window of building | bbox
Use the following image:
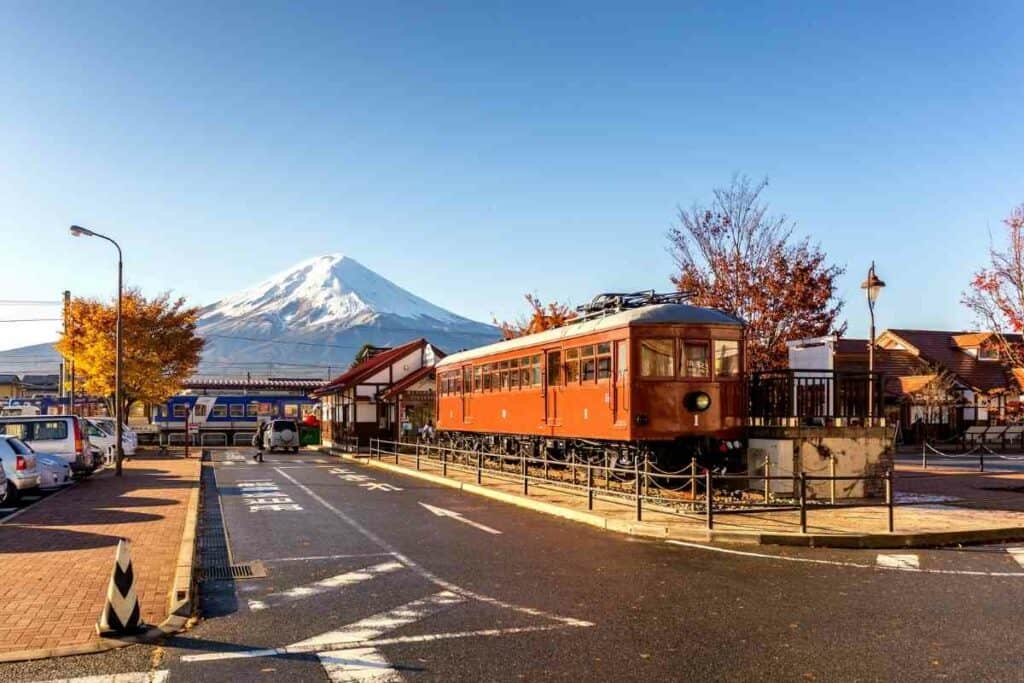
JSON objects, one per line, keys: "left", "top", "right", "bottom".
{"left": 565, "top": 348, "right": 580, "bottom": 383}
{"left": 596, "top": 343, "right": 612, "bottom": 380}
{"left": 173, "top": 404, "right": 188, "bottom": 418}
{"left": 639, "top": 339, "right": 674, "bottom": 377}
{"left": 683, "top": 342, "right": 709, "bottom": 377}
{"left": 714, "top": 340, "right": 741, "bottom": 378}
{"left": 980, "top": 346, "right": 1000, "bottom": 361}
{"left": 229, "top": 404, "right": 244, "bottom": 418}
{"left": 547, "top": 351, "right": 561, "bottom": 386}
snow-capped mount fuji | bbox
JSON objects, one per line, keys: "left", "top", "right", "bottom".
{"left": 195, "top": 254, "right": 500, "bottom": 377}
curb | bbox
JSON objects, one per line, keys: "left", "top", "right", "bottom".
{"left": 334, "top": 451, "right": 1024, "bottom": 550}
{"left": 0, "top": 459, "right": 203, "bottom": 664}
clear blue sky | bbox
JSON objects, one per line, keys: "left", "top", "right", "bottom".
{"left": 1, "top": 1, "right": 1021, "bottom": 351}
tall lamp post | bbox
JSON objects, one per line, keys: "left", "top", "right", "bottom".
{"left": 860, "top": 262, "right": 886, "bottom": 422}
{"left": 69, "top": 225, "right": 125, "bottom": 477}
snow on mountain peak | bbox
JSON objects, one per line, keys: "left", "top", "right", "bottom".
{"left": 200, "top": 253, "right": 464, "bottom": 329}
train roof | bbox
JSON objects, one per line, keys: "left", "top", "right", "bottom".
{"left": 438, "top": 303, "right": 743, "bottom": 367}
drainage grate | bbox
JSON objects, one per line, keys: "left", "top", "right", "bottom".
{"left": 200, "top": 560, "right": 267, "bottom": 581}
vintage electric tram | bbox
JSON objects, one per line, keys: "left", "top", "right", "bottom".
{"left": 435, "top": 292, "right": 746, "bottom": 468}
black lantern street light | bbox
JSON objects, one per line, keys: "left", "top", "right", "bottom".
{"left": 69, "top": 225, "right": 125, "bottom": 476}
{"left": 861, "top": 262, "right": 886, "bottom": 421}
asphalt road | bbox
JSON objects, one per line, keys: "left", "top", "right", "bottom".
{"left": 8, "top": 449, "right": 1024, "bottom": 682}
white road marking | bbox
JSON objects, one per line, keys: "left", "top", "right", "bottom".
{"left": 419, "top": 502, "right": 501, "bottom": 535}
{"left": 0, "top": 508, "right": 17, "bottom": 513}
{"left": 876, "top": 554, "right": 920, "bottom": 570}
{"left": 181, "top": 622, "right": 578, "bottom": 663}
{"left": 666, "top": 540, "right": 1024, "bottom": 577}
{"left": 264, "top": 552, "right": 399, "bottom": 563}
{"left": 248, "top": 561, "right": 404, "bottom": 610}
{"left": 1006, "top": 548, "right": 1024, "bottom": 568}
{"left": 29, "top": 671, "right": 170, "bottom": 683}
{"left": 360, "top": 482, "right": 402, "bottom": 492}
{"left": 318, "top": 646, "right": 399, "bottom": 682}
{"left": 237, "top": 480, "right": 302, "bottom": 512}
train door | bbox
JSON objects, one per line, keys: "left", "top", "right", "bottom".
{"left": 614, "top": 340, "right": 629, "bottom": 422}
{"left": 461, "top": 366, "right": 472, "bottom": 423}
{"left": 545, "top": 349, "right": 561, "bottom": 427}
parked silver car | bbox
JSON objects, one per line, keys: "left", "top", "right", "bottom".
{"left": 0, "top": 459, "right": 7, "bottom": 506}
{"left": 0, "top": 435, "right": 41, "bottom": 503}
{"left": 0, "top": 416, "right": 97, "bottom": 476}
{"left": 36, "top": 453, "right": 72, "bottom": 490}
{"left": 254, "top": 419, "right": 300, "bottom": 453}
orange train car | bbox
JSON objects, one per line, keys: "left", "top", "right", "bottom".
{"left": 435, "top": 293, "right": 746, "bottom": 467}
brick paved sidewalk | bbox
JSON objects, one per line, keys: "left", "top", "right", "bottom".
{"left": 0, "top": 454, "right": 200, "bottom": 657}
{"left": 340, "top": 451, "right": 1024, "bottom": 545}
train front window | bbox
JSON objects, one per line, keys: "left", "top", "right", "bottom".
{"left": 639, "top": 339, "right": 674, "bottom": 377}
{"left": 714, "top": 340, "right": 741, "bottom": 378}
{"left": 683, "top": 342, "right": 709, "bottom": 378}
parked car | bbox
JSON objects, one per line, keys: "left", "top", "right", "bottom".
{"left": 255, "top": 419, "right": 300, "bottom": 453}
{"left": 0, "top": 416, "right": 98, "bottom": 476}
{"left": 35, "top": 452, "right": 73, "bottom": 490}
{"left": 85, "top": 418, "right": 138, "bottom": 458}
{"left": 0, "top": 435, "right": 40, "bottom": 503}
{"left": 0, "top": 459, "right": 7, "bottom": 505}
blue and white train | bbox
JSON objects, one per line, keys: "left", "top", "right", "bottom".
{"left": 151, "top": 394, "right": 319, "bottom": 446}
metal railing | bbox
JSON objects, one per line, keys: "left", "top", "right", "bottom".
{"left": 749, "top": 370, "right": 886, "bottom": 427}
{"left": 366, "top": 438, "right": 899, "bottom": 533}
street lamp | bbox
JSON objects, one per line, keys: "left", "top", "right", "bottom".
{"left": 69, "top": 225, "right": 125, "bottom": 477}
{"left": 860, "top": 261, "right": 886, "bottom": 422}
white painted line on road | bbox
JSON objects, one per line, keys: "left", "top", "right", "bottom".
{"left": 28, "top": 671, "right": 170, "bottom": 683}
{"left": 248, "top": 561, "right": 404, "bottom": 610}
{"left": 273, "top": 467, "right": 593, "bottom": 626}
{"left": 0, "top": 508, "right": 17, "bottom": 513}
{"left": 20, "top": 495, "right": 41, "bottom": 502}
{"left": 419, "top": 502, "right": 502, "bottom": 535}
{"left": 876, "top": 554, "right": 920, "bottom": 570}
{"left": 1006, "top": 548, "right": 1024, "bottom": 568}
{"left": 264, "top": 552, "right": 399, "bottom": 563}
{"left": 317, "top": 646, "right": 398, "bottom": 682}
{"left": 667, "top": 540, "right": 1024, "bottom": 577}
{"left": 181, "top": 622, "right": 580, "bottom": 663}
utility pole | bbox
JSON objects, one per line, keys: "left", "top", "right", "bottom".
{"left": 64, "top": 290, "right": 75, "bottom": 416}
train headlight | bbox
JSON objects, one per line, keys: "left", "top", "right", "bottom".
{"left": 684, "top": 391, "right": 712, "bottom": 412}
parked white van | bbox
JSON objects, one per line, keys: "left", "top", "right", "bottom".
{"left": 0, "top": 416, "right": 99, "bottom": 476}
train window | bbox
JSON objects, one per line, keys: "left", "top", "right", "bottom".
{"left": 247, "top": 403, "right": 259, "bottom": 417}
{"left": 212, "top": 405, "right": 227, "bottom": 418}
{"left": 597, "top": 356, "right": 612, "bottom": 380}
{"left": 464, "top": 367, "right": 473, "bottom": 393}
{"left": 193, "top": 404, "right": 208, "bottom": 418}
{"left": 173, "top": 404, "right": 187, "bottom": 418}
{"left": 639, "top": 339, "right": 674, "bottom": 377}
{"left": 229, "top": 404, "right": 244, "bottom": 418}
{"left": 532, "top": 355, "right": 542, "bottom": 385}
{"left": 483, "top": 366, "right": 493, "bottom": 391}
{"left": 284, "top": 404, "right": 299, "bottom": 417}
{"left": 683, "top": 342, "right": 709, "bottom": 377}
{"left": 509, "top": 359, "right": 519, "bottom": 390}
{"left": 565, "top": 348, "right": 580, "bottom": 383}
{"left": 520, "top": 357, "right": 532, "bottom": 387}
{"left": 474, "top": 367, "right": 482, "bottom": 392}
{"left": 547, "top": 351, "right": 562, "bottom": 386}
{"left": 714, "top": 340, "right": 741, "bottom": 378}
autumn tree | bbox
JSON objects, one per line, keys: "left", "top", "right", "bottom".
{"left": 56, "top": 289, "right": 204, "bottom": 420}
{"left": 669, "top": 175, "right": 846, "bottom": 370}
{"left": 494, "top": 294, "right": 577, "bottom": 340}
{"left": 962, "top": 203, "right": 1024, "bottom": 366}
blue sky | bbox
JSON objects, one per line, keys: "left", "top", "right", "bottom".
{"left": 1, "top": 1, "right": 1021, "bottom": 351}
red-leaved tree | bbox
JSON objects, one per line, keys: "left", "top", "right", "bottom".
{"left": 962, "top": 203, "right": 1024, "bottom": 365}
{"left": 669, "top": 175, "right": 846, "bottom": 370}
{"left": 495, "top": 294, "right": 576, "bottom": 340}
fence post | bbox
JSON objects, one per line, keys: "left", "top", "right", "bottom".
{"left": 544, "top": 448, "right": 549, "bottom": 481}
{"left": 643, "top": 453, "right": 650, "bottom": 498}
{"left": 415, "top": 440, "right": 421, "bottom": 470}
{"left": 634, "top": 458, "right": 642, "bottom": 522}
{"left": 885, "top": 468, "right": 894, "bottom": 533}
{"left": 476, "top": 450, "right": 482, "bottom": 484}
{"left": 587, "top": 463, "right": 594, "bottom": 510}
{"left": 763, "top": 455, "right": 770, "bottom": 503}
{"left": 705, "top": 470, "right": 714, "bottom": 530}
{"left": 830, "top": 455, "right": 836, "bottom": 506}
{"left": 396, "top": 441, "right": 399, "bottom": 465}
{"left": 690, "top": 456, "right": 697, "bottom": 501}
{"left": 799, "top": 472, "right": 807, "bottom": 534}
{"left": 980, "top": 448, "right": 985, "bottom": 473}
{"left": 522, "top": 452, "right": 528, "bottom": 495}
{"left": 442, "top": 447, "right": 447, "bottom": 477}
{"left": 922, "top": 440, "right": 927, "bottom": 469}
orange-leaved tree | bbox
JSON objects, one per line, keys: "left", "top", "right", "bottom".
{"left": 669, "top": 175, "right": 846, "bottom": 370}
{"left": 962, "top": 203, "right": 1024, "bottom": 366}
{"left": 494, "top": 294, "right": 576, "bottom": 340}
{"left": 56, "top": 289, "right": 204, "bottom": 419}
